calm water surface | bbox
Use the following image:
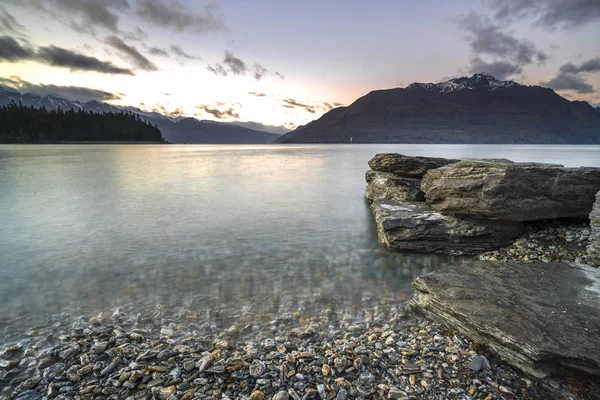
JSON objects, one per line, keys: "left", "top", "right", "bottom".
{"left": 1, "top": 144, "right": 600, "bottom": 334}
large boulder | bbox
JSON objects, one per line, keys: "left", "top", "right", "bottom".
{"left": 371, "top": 200, "right": 523, "bottom": 255}
{"left": 411, "top": 261, "right": 600, "bottom": 378}
{"left": 368, "top": 153, "right": 459, "bottom": 178}
{"left": 422, "top": 159, "right": 600, "bottom": 221}
{"left": 588, "top": 190, "right": 600, "bottom": 266}
{"left": 365, "top": 170, "right": 424, "bottom": 202}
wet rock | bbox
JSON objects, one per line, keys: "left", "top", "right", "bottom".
{"left": 422, "top": 159, "right": 600, "bottom": 221}
{"left": 371, "top": 199, "right": 523, "bottom": 255}
{"left": 588, "top": 190, "right": 600, "bottom": 267}
{"left": 365, "top": 171, "right": 424, "bottom": 202}
{"left": 412, "top": 260, "right": 600, "bottom": 378}
{"left": 368, "top": 153, "right": 458, "bottom": 178}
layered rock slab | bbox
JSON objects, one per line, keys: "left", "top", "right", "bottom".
{"left": 422, "top": 159, "right": 600, "bottom": 221}
{"left": 371, "top": 200, "right": 523, "bottom": 255}
{"left": 365, "top": 170, "right": 424, "bottom": 202}
{"left": 411, "top": 261, "right": 600, "bottom": 378}
{"left": 368, "top": 153, "right": 459, "bottom": 178}
{"left": 588, "top": 190, "right": 600, "bottom": 266}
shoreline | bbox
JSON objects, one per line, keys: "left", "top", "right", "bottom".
{"left": 1, "top": 301, "right": 581, "bottom": 400}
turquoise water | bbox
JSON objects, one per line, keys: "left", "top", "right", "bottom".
{"left": 1, "top": 144, "right": 599, "bottom": 327}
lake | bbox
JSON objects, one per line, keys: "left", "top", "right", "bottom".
{"left": 1, "top": 144, "right": 600, "bottom": 341}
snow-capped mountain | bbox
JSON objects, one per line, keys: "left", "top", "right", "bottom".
{"left": 0, "top": 87, "right": 284, "bottom": 144}
{"left": 405, "top": 73, "right": 519, "bottom": 94}
{"left": 277, "top": 73, "right": 600, "bottom": 144}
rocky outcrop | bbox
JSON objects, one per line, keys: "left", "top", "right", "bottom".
{"left": 368, "top": 153, "right": 458, "bottom": 178}
{"left": 422, "top": 159, "right": 600, "bottom": 221}
{"left": 588, "top": 190, "right": 600, "bottom": 266}
{"left": 365, "top": 171, "right": 424, "bottom": 202}
{"left": 411, "top": 261, "right": 600, "bottom": 378}
{"left": 371, "top": 200, "right": 523, "bottom": 255}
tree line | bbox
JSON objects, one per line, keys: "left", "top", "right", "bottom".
{"left": 0, "top": 102, "right": 166, "bottom": 143}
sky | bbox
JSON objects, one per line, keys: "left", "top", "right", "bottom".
{"left": 0, "top": 0, "right": 599, "bottom": 130}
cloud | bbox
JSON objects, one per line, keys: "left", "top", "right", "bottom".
{"left": 49, "top": 0, "right": 128, "bottom": 32}
{"left": 282, "top": 98, "right": 317, "bottom": 113}
{"left": 207, "top": 63, "right": 227, "bottom": 76}
{"left": 468, "top": 57, "right": 523, "bottom": 80}
{"left": 559, "top": 57, "right": 600, "bottom": 74}
{"left": 149, "top": 47, "right": 169, "bottom": 56}
{"left": 0, "top": 35, "right": 134, "bottom": 75}
{"left": 333, "top": 102, "right": 344, "bottom": 107}
{"left": 135, "top": 0, "right": 227, "bottom": 33}
{"left": 248, "top": 92, "right": 267, "bottom": 97}
{"left": 0, "top": 76, "right": 122, "bottom": 101}
{"left": 275, "top": 72, "right": 285, "bottom": 79}
{"left": 105, "top": 35, "right": 157, "bottom": 71}
{"left": 196, "top": 104, "right": 239, "bottom": 119}
{"left": 0, "top": 6, "right": 24, "bottom": 35}
{"left": 223, "top": 51, "right": 247, "bottom": 74}
{"left": 0, "top": 35, "right": 35, "bottom": 61}
{"left": 489, "top": 0, "right": 600, "bottom": 30}
{"left": 457, "top": 11, "right": 547, "bottom": 79}
{"left": 123, "top": 27, "right": 148, "bottom": 42}
{"left": 252, "top": 63, "right": 268, "bottom": 80}
{"left": 540, "top": 73, "right": 594, "bottom": 93}
{"left": 169, "top": 44, "right": 199, "bottom": 60}
{"left": 541, "top": 57, "right": 600, "bottom": 94}
{"left": 322, "top": 102, "right": 333, "bottom": 110}
{"left": 459, "top": 11, "right": 547, "bottom": 64}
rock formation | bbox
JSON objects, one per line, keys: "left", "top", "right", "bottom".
{"left": 371, "top": 200, "right": 522, "bottom": 254}
{"left": 588, "top": 190, "right": 600, "bottom": 266}
{"left": 422, "top": 159, "right": 600, "bottom": 221}
{"left": 366, "top": 153, "right": 600, "bottom": 255}
{"left": 411, "top": 261, "right": 600, "bottom": 378}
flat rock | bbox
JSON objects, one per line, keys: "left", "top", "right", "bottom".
{"left": 411, "top": 261, "right": 600, "bottom": 378}
{"left": 370, "top": 199, "right": 523, "bottom": 255}
{"left": 588, "top": 190, "right": 600, "bottom": 267}
{"left": 365, "top": 170, "right": 424, "bottom": 202}
{"left": 368, "top": 153, "right": 459, "bottom": 178}
{"left": 422, "top": 159, "right": 600, "bottom": 221}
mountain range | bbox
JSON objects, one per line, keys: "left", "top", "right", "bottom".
{"left": 277, "top": 74, "right": 600, "bottom": 144}
{"left": 0, "top": 88, "right": 284, "bottom": 144}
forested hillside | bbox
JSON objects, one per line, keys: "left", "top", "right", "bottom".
{"left": 0, "top": 103, "right": 166, "bottom": 143}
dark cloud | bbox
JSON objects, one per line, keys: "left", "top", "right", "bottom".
{"left": 0, "top": 35, "right": 35, "bottom": 61}
{"left": 51, "top": 0, "right": 128, "bottom": 32}
{"left": 207, "top": 63, "right": 227, "bottom": 76}
{"left": 123, "top": 27, "right": 148, "bottom": 42}
{"left": 275, "top": 72, "right": 285, "bottom": 79}
{"left": 489, "top": 0, "right": 600, "bottom": 30}
{"left": 135, "top": 0, "right": 227, "bottom": 33}
{"left": 37, "top": 44, "right": 134, "bottom": 74}
{"left": 149, "top": 47, "right": 169, "bottom": 57}
{"left": 468, "top": 57, "right": 523, "bottom": 80}
{"left": 541, "top": 57, "right": 600, "bottom": 94}
{"left": 458, "top": 11, "right": 547, "bottom": 65}
{"left": 559, "top": 57, "right": 600, "bottom": 74}
{"left": 105, "top": 35, "right": 157, "bottom": 71}
{"left": 150, "top": 104, "right": 185, "bottom": 119}
{"left": 322, "top": 102, "right": 333, "bottom": 110}
{"left": 333, "top": 102, "right": 344, "bottom": 107}
{"left": 0, "top": 6, "right": 24, "bottom": 35}
{"left": 196, "top": 104, "right": 239, "bottom": 119}
{"left": 457, "top": 11, "right": 546, "bottom": 79}
{"left": 169, "top": 44, "right": 199, "bottom": 60}
{"left": 252, "top": 63, "right": 268, "bottom": 80}
{"left": 0, "top": 76, "right": 122, "bottom": 101}
{"left": 248, "top": 92, "right": 267, "bottom": 97}
{"left": 540, "top": 73, "right": 594, "bottom": 93}
{"left": 0, "top": 34, "right": 133, "bottom": 75}
{"left": 282, "top": 98, "right": 316, "bottom": 114}
{"left": 223, "top": 51, "right": 247, "bottom": 75}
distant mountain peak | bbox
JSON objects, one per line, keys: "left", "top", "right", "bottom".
{"left": 406, "top": 73, "right": 520, "bottom": 94}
